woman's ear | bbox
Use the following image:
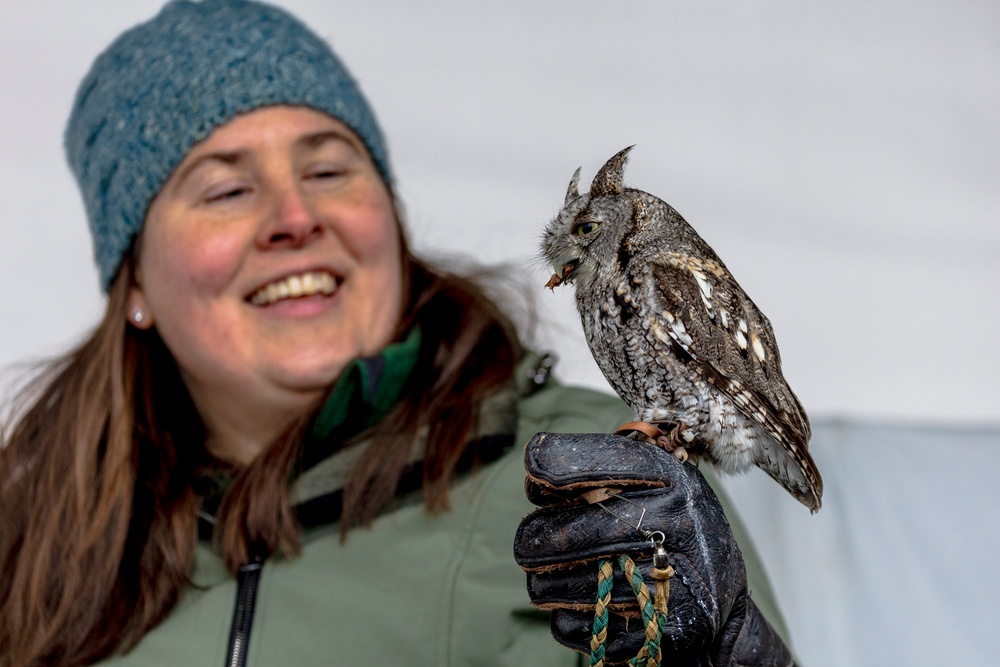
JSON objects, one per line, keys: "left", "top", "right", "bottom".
{"left": 127, "top": 266, "right": 155, "bottom": 329}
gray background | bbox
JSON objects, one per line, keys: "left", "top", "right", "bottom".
{"left": 1, "top": 2, "right": 997, "bottom": 665}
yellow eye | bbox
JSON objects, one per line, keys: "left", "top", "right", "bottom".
{"left": 573, "top": 220, "right": 600, "bottom": 236}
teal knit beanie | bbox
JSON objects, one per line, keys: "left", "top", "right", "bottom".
{"left": 65, "top": 0, "right": 392, "bottom": 291}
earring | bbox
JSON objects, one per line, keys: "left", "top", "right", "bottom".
{"left": 130, "top": 307, "right": 145, "bottom": 325}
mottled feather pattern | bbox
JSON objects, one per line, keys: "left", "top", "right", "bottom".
{"left": 542, "top": 146, "right": 822, "bottom": 511}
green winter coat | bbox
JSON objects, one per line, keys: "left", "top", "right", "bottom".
{"left": 100, "top": 352, "right": 789, "bottom": 665}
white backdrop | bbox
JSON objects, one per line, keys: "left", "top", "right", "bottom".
{"left": 1, "top": 2, "right": 998, "bottom": 665}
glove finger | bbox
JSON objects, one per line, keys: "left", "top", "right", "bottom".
{"left": 528, "top": 552, "right": 733, "bottom": 650}
{"left": 524, "top": 432, "right": 689, "bottom": 505}
{"left": 553, "top": 607, "right": 729, "bottom": 664}
{"left": 550, "top": 609, "right": 647, "bottom": 665}
{"left": 516, "top": 489, "right": 663, "bottom": 568}
{"left": 516, "top": 477, "right": 729, "bottom": 569}
{"left": 526, "top": 555, "right": 715, "bottom": 619}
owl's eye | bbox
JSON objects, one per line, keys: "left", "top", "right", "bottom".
{"left": 573, "top": 220, "right": 601, "bottom": 236}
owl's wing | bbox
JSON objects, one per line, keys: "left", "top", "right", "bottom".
{"left": 645, "top": 251, "right": 811, "bottom": 446}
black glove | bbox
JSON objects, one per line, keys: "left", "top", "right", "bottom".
{"left": 513, "top": 432, "right": 796, "bottom": 666}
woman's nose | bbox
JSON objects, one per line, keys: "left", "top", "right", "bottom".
{"left": 256, "top": 184, "right": 323, "bottom": 249}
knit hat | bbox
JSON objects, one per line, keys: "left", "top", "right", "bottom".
{"left": 65, "top": 0, "right": 392, "bottom": 291}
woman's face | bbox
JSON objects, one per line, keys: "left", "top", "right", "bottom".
{"left": 131, "top": 106, "right": 403, "bottom": 443}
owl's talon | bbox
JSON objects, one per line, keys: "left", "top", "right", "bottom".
{"left": 654, "top": 435, "right": 690, "bottom": 463}
{"left": 669, "top": 422, "right": 696, "bottom": 444}
{"left": 669, "top": 425, "right": 703, "bottom": 465}
{"left": 616, "top": 421, "right": 701, "bottom": 465}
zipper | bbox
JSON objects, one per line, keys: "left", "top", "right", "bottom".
{"left": 226, "top": 557, "right": 264, "bottom": 667}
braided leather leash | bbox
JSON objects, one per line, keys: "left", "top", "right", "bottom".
{"left": 589, "top": 538, "right": 674, "bottom": 667}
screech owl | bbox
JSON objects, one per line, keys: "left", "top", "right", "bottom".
{"left": 542, "top": 146, "right": 822, "bottom": 511}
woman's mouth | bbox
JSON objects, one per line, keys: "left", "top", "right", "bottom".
{"left": 248, "top": 271, "right": 339, "bottom": 306}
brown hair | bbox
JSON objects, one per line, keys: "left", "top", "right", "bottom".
{"left": 0, "top": 235, "right": 521, "bottom": 664}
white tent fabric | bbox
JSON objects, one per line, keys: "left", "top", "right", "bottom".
{"left": 1, "top": 2, "right": 997, "bottom": 665}
{"left": 723, "top": 419, "right": 1000, "bottom": 666}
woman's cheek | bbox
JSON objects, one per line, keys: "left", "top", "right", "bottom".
{"left": 162, "top": 227, "right": 247, "bottom": 293}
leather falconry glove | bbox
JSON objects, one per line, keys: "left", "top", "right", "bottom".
{"left": 513, "top": 432, "right": 796, "bottom": 666}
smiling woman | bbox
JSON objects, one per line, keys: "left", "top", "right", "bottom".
{"left": 0, "top": 1, "right": 793, "bottom": 665}
{"left": 132, "top": 107, "right": 404, "bottom": 465}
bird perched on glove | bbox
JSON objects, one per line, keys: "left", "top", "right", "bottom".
{"left": 542, "top": 146, "right": 822, "bottom": 511}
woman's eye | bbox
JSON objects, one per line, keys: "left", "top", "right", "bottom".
{"left": 306, "top": 163, "right": 347, "bottom": 181}
{"left": 573, "top": 220, "right": 600, "bottom": 236}
{"left": 203, "top": 181, "right": 251, "bottom": 203}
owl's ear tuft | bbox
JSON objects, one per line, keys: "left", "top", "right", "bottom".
{"left": 590, "top": 146, "right": 634, "bottom": 198}
{"left": 565, "top": 167, "right": 582, "bottom": 205}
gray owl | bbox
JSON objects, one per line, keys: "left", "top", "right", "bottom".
{"left": 542, "top": 146, "right": 822, "bottom": 511}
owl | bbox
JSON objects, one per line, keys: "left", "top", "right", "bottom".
{"left": 542, "top": 146, "right": 822, "bottom": 511}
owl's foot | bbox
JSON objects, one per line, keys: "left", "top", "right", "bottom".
{"left": 615, "top": 421, "right": 697, "bottom": 464}
{"left": 663, "top": 423, "right": 700, "bottom": 465}
{"left": 659, "top": 436, "right": 690, "bottom": 463}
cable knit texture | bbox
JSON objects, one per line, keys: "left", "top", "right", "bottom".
{"left": 64, "top": 0, "right": 392, "bottom": 290}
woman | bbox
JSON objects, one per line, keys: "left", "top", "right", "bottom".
{"left": 0, "top": 1, "right": 794, "bottom": 665}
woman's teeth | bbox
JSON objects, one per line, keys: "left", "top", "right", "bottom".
{"left": 250, "top": 271, "right": 337, "bottom": 305}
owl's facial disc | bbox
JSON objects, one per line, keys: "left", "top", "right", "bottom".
{"left": 542, "top": 198, "right": 597, "bottom": 290}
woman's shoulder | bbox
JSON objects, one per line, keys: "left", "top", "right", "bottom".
{"left": 515, "top": 351, "right": 633, "bottom": 437}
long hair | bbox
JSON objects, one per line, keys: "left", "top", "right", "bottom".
{"left": 0, "top": 230, "right": 521, "bottom": 665}
{"left": 0, "top": 265, "right": 201, "bottom": 664}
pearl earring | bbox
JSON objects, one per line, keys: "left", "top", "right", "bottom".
{"left": 130, "top": 307, "right": 145, "bottom": 325}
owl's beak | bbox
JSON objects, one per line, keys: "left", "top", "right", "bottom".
{"left": 545, "top": 261, "right": 579, "bottom": 291}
